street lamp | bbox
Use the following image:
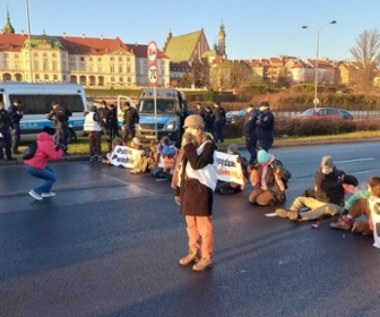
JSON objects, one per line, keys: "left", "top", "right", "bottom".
{"left": 302, "top": 20, "right": 336, "bottom": 108}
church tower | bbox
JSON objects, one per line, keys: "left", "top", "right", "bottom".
{"left": 2, "top": 7, "right": 15, "bottom": 34}
{"left": 217, "top": 23, "right": 226, "bottom": 58}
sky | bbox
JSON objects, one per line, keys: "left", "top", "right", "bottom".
{"left": 2, "top": 0, "right": 380, "bottom": 61}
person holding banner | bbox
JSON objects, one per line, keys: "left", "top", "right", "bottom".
{"left": 248, "top": 149, "right": 290, "bottom": 206}
{"left": 215, "top": 144, "right": 248, "bottom": 195}
{"left": 175, "top": 114, "right": 217, "bottom": 272}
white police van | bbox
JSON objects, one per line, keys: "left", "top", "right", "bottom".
{"left": 0, "top": 82, "right": 88, "bottom": 140}
{"left": 131, "top": 88, "right": 188, "bottom": 142}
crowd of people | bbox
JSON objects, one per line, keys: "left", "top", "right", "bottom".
{"left": 4, "top": 98, "right": 379, "bottom": 272}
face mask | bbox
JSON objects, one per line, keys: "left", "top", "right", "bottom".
{"left": 322, "top": 166, "right": 333, "bottom": 175}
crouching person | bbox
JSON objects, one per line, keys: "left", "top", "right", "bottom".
{"left": 24, "top": 126, "right": 64, "bottom": 200}
{"left": 248, "top": 149, "right": 290, "bottom": 206}
{"left": 276, "top": 155, "right": 358, "bottom": 221}
{"left": 330, "top": 176, "right": 380, "bottom": 235}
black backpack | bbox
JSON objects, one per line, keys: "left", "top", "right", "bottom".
{"left": 22, "top": 141, "right": 38, "bottom": 160}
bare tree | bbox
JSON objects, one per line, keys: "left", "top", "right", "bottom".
{"left": 349, "top": 29, "right": 380, "bottom": 91}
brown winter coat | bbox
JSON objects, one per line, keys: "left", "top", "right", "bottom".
{"left": 176, "top": 139, "right": 215, "bottom": 216}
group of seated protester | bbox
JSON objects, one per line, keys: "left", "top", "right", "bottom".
{"left": 103, "top": 135, "right": 380, "bottom": 240}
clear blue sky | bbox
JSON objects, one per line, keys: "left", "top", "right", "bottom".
{"left": 3, "top": 0, "right": 379, "bottom": 61}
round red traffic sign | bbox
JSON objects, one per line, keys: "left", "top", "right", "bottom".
{"left": 147, "top": 63, "right": 159, "bottom": 85}
{"left": 147, "top": 41, "right": 158, "bottom": 64}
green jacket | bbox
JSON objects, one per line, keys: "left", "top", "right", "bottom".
{"left": 345, "top": 189, "right": 370, "bottom": 210}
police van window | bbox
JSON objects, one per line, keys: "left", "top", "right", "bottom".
{"left": 9, "top": 94, "right": 84, "bottom": 114}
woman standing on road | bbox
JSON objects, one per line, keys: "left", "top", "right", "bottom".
{"left": 174, "top": 114, "right": 217, "bottom": 272}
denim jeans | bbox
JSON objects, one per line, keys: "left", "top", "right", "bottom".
{"left": 25, "top": 165, "right": 57, "bottom": 194}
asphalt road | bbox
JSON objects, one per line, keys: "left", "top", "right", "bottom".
{"left": 1, "top": 141, "right": 380, "bottom": 317}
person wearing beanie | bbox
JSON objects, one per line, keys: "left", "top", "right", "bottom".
{"left": 175, "top": 113, "right": 217, "bottom": 272}
{"left": 24, "top": 126, "right": 64, "bottom": 201}
{"left": 276, "top": 155, "right": 359, "bottom": 222}
{"left": 243, "top": 104, "right": 258, "bottom": 164}
{"left": 255, "top": 101, "right": 274, "bottom": 151}
{"left": 248, "top": 149, "right": 291, "bottom": 206}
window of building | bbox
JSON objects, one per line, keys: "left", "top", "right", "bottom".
{"left": 44, "top": 74, "right": 49, "bottom": 80}
{"left": 119, "top": 77, "right": 124, "bottom": 82}
{"left": 80, "top": 57, "right": 84, "bottom": 61}
{"left": 119, "top": 57, "right": 122, "bottom": 62}
{"left": 118, "top": 66, "right": 123, "bottom": 73}
{"left": 53, "top": 75, "right": 58, "bottom": 80}
{"left": 110, "top": 66, "right": 115, "bottom": 73}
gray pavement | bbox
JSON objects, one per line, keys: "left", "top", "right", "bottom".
{"left": 1, "top": 142, "right": 380, "bottom": 316}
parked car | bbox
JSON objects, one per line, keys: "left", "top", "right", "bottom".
{"left": 226, "top": 109, "right": 247, "bottom": 124}
{"left": 300, "top": 107, "right": 354, "bottom": 120}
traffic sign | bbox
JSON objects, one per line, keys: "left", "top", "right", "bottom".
{"left": 147, "top": 63, "right": 159, "bottom": 85}
{"left": 147, "top": 41, "right": 158, "bottom": 64}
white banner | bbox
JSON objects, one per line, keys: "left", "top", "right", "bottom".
{"left": 109, "top": 145, "right": 142, "bottom": 169}
{"left": 214, "top": 151, "right": 245, "bottom": 185}
{"left": 109, "top": 147, "right": 244, "bottom": 186}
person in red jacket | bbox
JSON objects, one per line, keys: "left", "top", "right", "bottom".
{"left": 24, "top": 126, "right": 64, "bottom": 200}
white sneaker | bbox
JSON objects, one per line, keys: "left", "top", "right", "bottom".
{"left": 29, "top": 190, "right": 43, "bottom": 200}
{"left": 41, "top": 192, "right": 56, "bottom": 198}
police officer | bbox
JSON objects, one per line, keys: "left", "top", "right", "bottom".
{"left": 0, "top": 101, "right": 15, "bottom": 161}
{"left": 244, "top": 104, "right": 258, "bottom": 164}
{"left": 9, "top": 98, "right": 23, "bottom": 154}
{"left": 123, "top": 101, "right": 139, "bottom": 142}
{"left": 212, "top": 102, "right": 226, "bottom": 143}
{"left": 256, "top": 101, "right": 274, "bottom": 151}
{"left": 47, "top": 101, "right": 72, "bottom": 149}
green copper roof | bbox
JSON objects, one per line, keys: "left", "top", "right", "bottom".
{"left": 164, "top": 31, "right": 202, "bottom": 63}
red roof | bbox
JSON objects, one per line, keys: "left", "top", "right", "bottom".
{"left": 126, "top": 43, "right": 169, "bottom": 59}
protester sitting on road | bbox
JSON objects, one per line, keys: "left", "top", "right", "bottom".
{"left": 330, "top": 176, "right": 380, "bottom": 235}
{"left": 24, "top": 126, "right": 64, "bottom": 201}
{"left": 275, "top": 155, "right": 358, "bottom": 221}
{"left": 102, "top": 136, "right": 123, "bottom": 165}
{"left": 129, "top": 137, "right": 148, "bottom": 174}
{"left": 248, "top": 149, "right": 291, "bottom": 206}
{"left": 151, "top": 136, "right": 177, "bottom": 179}
{"left": 215, "top": 144, "right": 248, "bottom": 195}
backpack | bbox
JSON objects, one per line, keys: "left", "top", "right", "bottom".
{"left": 22, "top": 141, "right": 38, "bottom": 160}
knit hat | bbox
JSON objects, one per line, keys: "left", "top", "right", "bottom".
{"left": 257, "top": 149, "right": 270, "bottom": 164}
{"left": 183, "top": 114, "right": 205, "bottom": 129}
{"left": 321, "top": 155, "right": 334, "bottom": 168}
{"left": 42, "top": 126, "right": 56, "bottom": 135}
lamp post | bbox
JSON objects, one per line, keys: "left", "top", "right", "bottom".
{"left": 25, "top": 0, "right": 34, "bottom": 82}
{"left": 302, "top": 20, "right": 336, "bottom": 108}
